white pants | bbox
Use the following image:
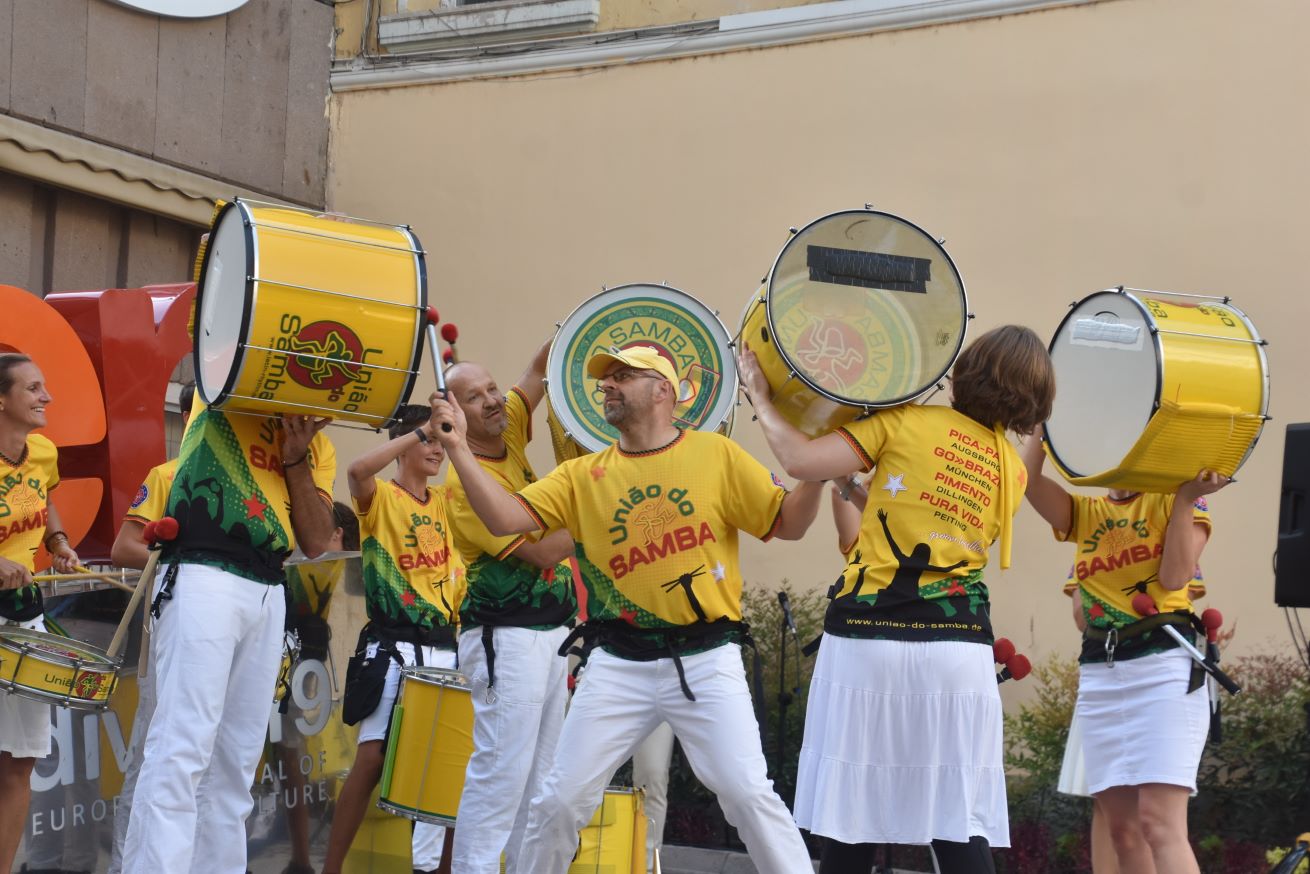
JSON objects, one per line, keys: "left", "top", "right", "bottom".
{"left": 452, "top": 625, "right": 570, "bottom": 874}
{"left": 121, "top": 564, "right": 286, "bottom": 874}
{"left": 0, "top": 615, "right": 52, "bottom": 758}
{"left": 517, "top": 644, "right": 811, "bottom": 874}
{"left": 632, "top": 721, "right": 674, "bottom": 873}
{"left": 108, "top": 645, "right": 158, "bottom": 874}
{"left": 356, "top": 639, "right": 455, "bottom": 870}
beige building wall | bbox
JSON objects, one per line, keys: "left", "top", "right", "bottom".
{"left": 327, "top": 0, "right": 1310, "bottom": 676}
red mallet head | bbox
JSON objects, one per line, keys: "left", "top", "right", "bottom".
{"left": 1131, "top": 593, "right": 1159, "bottom": 617}
{"left": 992, "top": 638, "right": 1016, "bottom": 664}
{"left": 425, "top": 306, "right": 440, "bottom": 325}
{"left": 142, "top": 520, "right": 157, "bottom": 544}
{"left": 153, "top": 516, "right": 179, "bottom": 544}
{"left": 442, "top": 349, "right": 455, "bottom": 364}
{"left": 1005, "top": 654, "right": 1032, "bottom": 682}
{"left": 440, "top": 323, "right": 459, "bottom": 344}
{"left": 1201, "top": 608, "right": 1224, "bottom": 643}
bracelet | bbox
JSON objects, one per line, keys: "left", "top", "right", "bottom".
{"left": 282, "top": 454, "right": 309, "bottom": 469}
{"left": 43, "top": 530, "right": 68, "bottom": 547}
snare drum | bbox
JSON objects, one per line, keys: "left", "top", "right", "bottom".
{"left": 377, "top": 667, "right": 473, "bottom": 825}
{"left": 571, "top": 786, "right": 648, "bottom": 874}
{"left": 0, "top": 627, "right": 119, "bottom": 711}
{"left": 739, "top": 209, "right": 969, "bottom": 436}
{"left": 546, "top": 284, "right": 737, "bottom": 461}
{"left": 1045, "top": 287, "right": 1269, "bottom": 492}
{"left": 193, "top": 199, "right": 427, "bottom": 427}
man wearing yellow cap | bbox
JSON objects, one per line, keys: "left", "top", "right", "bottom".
{"left": 428, "top": 345, "right": 823, "bottom": 874}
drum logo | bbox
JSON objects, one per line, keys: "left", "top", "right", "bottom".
{"left": 74, "top": 671, "right": 109, "bottom": 700}
{"left": 267, "top": 316, "right": 384, "bottom": 413}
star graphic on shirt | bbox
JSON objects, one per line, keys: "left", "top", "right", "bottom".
{"left": 590, "top": 465, "right": 606, "bottom": 481}
{"left": 243, "top": 495, "right": 268, "bottom": 520}
{"left": 1088, "top": 603, "right": 1105, "bottom": 620}
{"left": 619, "top": 607, "right": 639, "bottom": 625}
{"left": 945, "top": 580, "right": 967, "bottom": 597}
{"left": 882, "top": 473, "right": 908, "bottom": 498}
{"left": 401, "top": 590, "right": 417, "bottom": 607}
{"left": 710, "top": 562, "right": 726, "bottom": 582}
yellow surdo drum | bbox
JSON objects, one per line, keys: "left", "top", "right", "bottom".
{"left": 0, "top": 626, "right": 119, "bottom": 710}
{"left": 739, "top": 209, "right": 969, "bottom": 437}
{"left": 570, "top": 786, "right": 648, "bottom": 874}
{"left": 546, "top": 284, "right": 737, "bottom": 463}
{"left": 194, "top": 199, "right": 427, "bottom": 428}
{"left": 378, "top": 667, "right": 473, "bottom": 825}
{"left": 1044, "top": 287, "right": 1270, "bottom": 492}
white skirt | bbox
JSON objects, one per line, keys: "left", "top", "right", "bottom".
{"left": 0, "top": 615, "right": 53, "bottom": 758}
{"left": 1077, "top": 647, "right": 1209, "bottom": 795}
{"left": 793, "top": 636, "right": 1009, "bottom": 847}
{"left": 1057, "top": 709, "right": 1089, "bottom": 797}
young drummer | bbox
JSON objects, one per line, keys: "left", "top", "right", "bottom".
{"left": 430, "top": 345, "right": 824, "bottom": 874}
{"left": 321, "top": 404, "right": 466, "bottom": 874}
{"left": 1021, "top": 427, "right": 1226, "bottom": 874}
{"left": 0, "top": 354, "right": 80, "bottom": 873}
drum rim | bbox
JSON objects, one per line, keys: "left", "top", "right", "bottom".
{"left": 390, "top": 224, "right": 429, "bottom": 431}
{"left": 1044, "top": 286, "right": 1271, "bottom": 480}
{"left": 0, "top": 676, "right": 115, "bottom": 710}
{"left": 758, "top": 208, "right": 970, "bottom": 409}
{"left": 375, "top": 797, "right": 457, "bottom": 826}
{"left": 194, "top": 199, "right": 257, "bottom": 408}
{"left": 398, "top": 665, "right": 471, "bottom": 689}
{"left": 546, "top": 282, "right": 738, "bottom": 452}
{"left": 0, "top": 626, "right": 119, "bottom": 670}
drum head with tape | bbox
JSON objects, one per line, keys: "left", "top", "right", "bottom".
{"left": 547, "top": 284, "right": 737, "bottom": 453}
{"left": 762, "top": 210, "right": 968, "bottom": 407}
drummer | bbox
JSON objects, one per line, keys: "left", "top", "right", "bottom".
{"left": 105, "top": 382, "right": 193, "bottom": 874}
{"left": 429, "top": 345, "right": 824, "bottom": 874}
{"left": 0, "top": 353, "right": 80, "bottom": 873}
{"left": 441, "top": 341, "right": 578, "bottom": 874}
{"left": 1020, "top": 427, "right": 1227, "bottom": 873}
{"left": 122, "top": 395, "right": 338, "bottom": 873}
{"left": 321, "top": 404, "right": 465, "bottom": 874}
{"left": 740, "top": 325, "right": 1055, "bottom": 874}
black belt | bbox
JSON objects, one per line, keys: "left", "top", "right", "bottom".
{"left": 558, "top": 620, "right": 750, "bottom": 702}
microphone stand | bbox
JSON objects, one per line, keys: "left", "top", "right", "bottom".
{"left": 777, "top": 605, "right": 792, "bottom": 803}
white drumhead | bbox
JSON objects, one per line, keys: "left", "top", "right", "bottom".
{"left": 195, "top": 203, "right": 253, "bottom": 405}
{"left": 546, "top": 284, "right": 738, "bottom": 453}
{"left": 1046, "top": 290, "right": 1159, "bottom": 479}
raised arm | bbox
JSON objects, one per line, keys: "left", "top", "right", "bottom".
{"left": 1158, "top": 470, "right": 1229, "bottom": 590}
{"left": 282, "top": 415, "right": 336, "bottom": 559}
{"left": 772, "top": 480, "right": 825, "bottom": 541}
{"left": 514, "top": 336, "right": 553, "bottom": 412}
{"left": 737, "top": 347, "right": 864, "bottom": 481}
{"left": 431, "top": 394, "right": 539, "bottom": 537}
{"left": 1018, "top": 424, "right": 1073, "bottom": 536}
{"left": 346, "top": 419, "right": 438, "bottom": 512}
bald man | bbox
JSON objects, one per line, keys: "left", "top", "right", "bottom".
{"left": 442, "top": 342, "right": 578, "bottom": 874}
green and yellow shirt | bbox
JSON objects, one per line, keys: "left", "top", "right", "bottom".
{"left": 125, "top": 458, "right": 179, "bottom": 525}
{"left": 0, "top": 434, "right": 59, "bottom": 621}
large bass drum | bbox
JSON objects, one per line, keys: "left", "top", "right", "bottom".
{"left": 546, "top": 284, "right": 737, "bottom": 461}
{"left": 1045, "top": 287, "right": 1269, "bottom": 492}
{"left": 739, "top": 209, "right": 969, "bottom": 437}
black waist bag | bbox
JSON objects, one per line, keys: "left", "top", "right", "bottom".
{"left": 342, "top": 626, "right": 398, "bottom": 726}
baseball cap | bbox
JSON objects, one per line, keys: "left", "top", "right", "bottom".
{"left": 586, "top": 345, "right": 678, "bottom": 389}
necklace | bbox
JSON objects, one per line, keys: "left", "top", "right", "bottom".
{"left": 390, "top": 479, "right": 430, "bottom": 505}
{"left": 0, "top": 442, "right": 27, "bottom": 468}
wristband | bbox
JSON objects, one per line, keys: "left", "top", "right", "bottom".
{"left": 282, "top": 454, "right": 309, "bottom": 469}
{"left": 414, "top": 428, "right": 430, "bottom": 445}
{"left": 43, "top": 530, "right": 68, "bottom": 547}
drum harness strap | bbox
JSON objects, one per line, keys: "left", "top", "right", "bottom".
{"left": 557, "top": 620, "right": 753, "bottom": 702}
{"left": 1082, "top": 610, "right": 1207, "bottom": 691}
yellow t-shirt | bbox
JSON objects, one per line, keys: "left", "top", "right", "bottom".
{"left": 164, "top": 405, "right": 336, "bottom": 584}
{"left": 515, "top": 429, "right": 785, "bottom": 629}
{"left": 356, "top": 479, "right": 465, "bottom": 633}
{"left": 0, "top": 434, "right": 60, "bottom": 620}
{"left": 125, "top": 458, "right": 179, "bottom": 524}
{"left": 1058, "top": 492, "right": 1211, "bottom": 663}
{"left": 827, "top": 404, "right": 1024, "bottom": 643}
{"left": 1062, "top": 567, "right": 1205, "bottom": 600}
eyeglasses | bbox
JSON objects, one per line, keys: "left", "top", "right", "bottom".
{"left": 596, "top": 368, "right": 662, "bottom": 388}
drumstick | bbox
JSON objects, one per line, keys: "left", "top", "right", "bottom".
{"left": 424, "top": 307, "right": 453, "bottom": 432}
{"left": 32, "top": 568, "right": 140, "bottom": 592}
{"left": 74, "top": 565, "right": 139, "bottom": 593}
{"left": 106, "top": 517, "right": 178, "bottom": 661}
{"left": 1130, "top": 594, "right": 1241, "bottom": 695}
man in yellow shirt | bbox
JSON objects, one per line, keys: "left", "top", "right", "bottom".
{"left": 442, "top": 343, "right": 577, "bottom": 874}
{"left": 429, "top": 345, "right": 823, "bottom": 874}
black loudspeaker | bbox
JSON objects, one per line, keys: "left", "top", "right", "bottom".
{"left": 1275, "top": 424, "right": 1310, "bottom": 607}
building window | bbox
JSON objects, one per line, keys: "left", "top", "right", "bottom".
{"left": 378, "top": 0, "right": 601, "bottom": 52}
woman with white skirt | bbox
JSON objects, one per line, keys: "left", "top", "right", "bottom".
{"left": 741, "top": 325, "right": 1056, "bottom": 874}
{"left": 1021, "top": 427, "right": 1226, "bottom": 874}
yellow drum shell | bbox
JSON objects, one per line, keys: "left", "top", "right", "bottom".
{"left": 571, "top": 786, "right": 648, "bottom": 874}
{"left": 194, "top": 200, "right": 426, "bottom": 427}
{"left": 377, "top": 667, "right": 473, "bottom": 825}
{"left": 1045, "top": 288, "right": 1269, "bottom": 492}
{"left": 0, "top": 627, "right": 119, "bottom": 711}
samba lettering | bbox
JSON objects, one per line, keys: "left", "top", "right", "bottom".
{"left": 1075, "top": 544, "right": 1163, "bottom": 580}
{"left": 0, "top": 508, "right": 48, "bottom": 544}
{"left": 604, "top": 323, "right": 695, "bottom": 370}
{"left": 398, "top": 547, "right": 451, "bottom": 571}
{"left": 920, "top": 492, "right": 981, "bottom": 528}
{"left": 248, "top": 444, "right": 285, "bottom": 475}
{"left": 608, "top": 523, "right": 717, "bottom": 579}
